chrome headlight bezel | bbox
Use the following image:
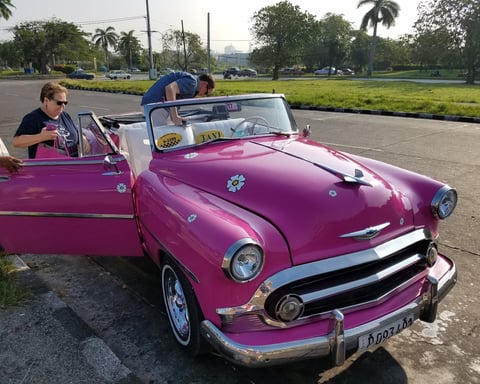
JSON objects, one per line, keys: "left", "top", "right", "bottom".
{"left": 222, "top": 239, "right": 264, "bottom": 283}
{"left": 431, "top": 185, "right": 457, "bottom": 219}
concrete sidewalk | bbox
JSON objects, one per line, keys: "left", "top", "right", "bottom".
{"left": 0, "top": 255, "right": 141, "bottom": 384}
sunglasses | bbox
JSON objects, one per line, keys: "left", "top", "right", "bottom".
{"left": 52, "top": 99, "right": 68, "bottom": 106}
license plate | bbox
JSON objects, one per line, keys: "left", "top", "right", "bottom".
{"left": 358, "top": 314, "right": 415, "bottom": 351}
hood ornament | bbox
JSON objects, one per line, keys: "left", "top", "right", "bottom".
{"left": 340, "top": 222, "right": 391, "bottom": 240}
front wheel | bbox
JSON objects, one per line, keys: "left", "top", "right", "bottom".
{"left": 161, "top": 257, "right": 207, "bottom": 356}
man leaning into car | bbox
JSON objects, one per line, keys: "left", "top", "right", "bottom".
{"left": 141, "top": 71, "right": 215, "bottom": 126}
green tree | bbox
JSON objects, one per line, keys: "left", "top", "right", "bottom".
{"left": 13, "top": 20, "right": 91, "bottom": 73}
{"left": 410, "top": 27, "right": 455, "bottom": 70}
{"left": 161, "top": 29, "right": 207, "bottom": 71}
{"left": 357, "top": 0, "right": 400, "bottom": 75}
{"left": 415, "top": 0, "right": 480, "bottom": 84}
{"left": 117, "top": 30, "right": 142, "bottom": 69}
{"left": 0, "top": 40, "right": 21, "bottom": 68}
{"left": 0, "top": 0, "right": 14, "bottom": 20}
{"left": 249, "top": 1, "right": 315, "bottom": 80}
{"left": 92, "top": 26, "right": 118, "bottom": 70}
{"left": 350, "top": 29, "right": 371, "bottom": 73}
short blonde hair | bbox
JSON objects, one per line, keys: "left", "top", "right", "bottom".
{"left": 40, "top": 82, "right": 68, "bottom": 102}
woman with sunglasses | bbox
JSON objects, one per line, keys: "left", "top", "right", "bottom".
{"left": 13, "top": 82, "right": 79, "bottom": 158}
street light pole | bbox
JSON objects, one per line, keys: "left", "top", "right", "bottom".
{"left": 145, "top": 0, "right": 156, "bottom": 79}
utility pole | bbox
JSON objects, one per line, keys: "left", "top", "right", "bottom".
{"left": 207, "top": 13, "right": 210, "bottom": 73}
{"left": 181, "top": 20, "right": 187, "bottom": 71}
{"left": 145, "top": 0, "right": 156, "bottom": 79}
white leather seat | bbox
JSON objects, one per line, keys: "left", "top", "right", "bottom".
{"left": 117, "top": 122, "right": 151, "bottom": 177}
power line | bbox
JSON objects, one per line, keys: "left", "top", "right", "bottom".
{"left": 0, "top": 15, "right": 146, "bottom": 30}
{"left": 75, "top": 16, "right": 145, "bottom": 26}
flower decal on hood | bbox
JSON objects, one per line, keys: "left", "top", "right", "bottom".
{"left": 227, "top": 174, "right": 246, "bottom": 192}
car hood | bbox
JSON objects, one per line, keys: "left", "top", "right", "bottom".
{"left": 154, "top": 137, "right": 414, "bottom": 265}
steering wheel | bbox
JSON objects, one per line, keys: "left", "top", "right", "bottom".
{"left": 230, "top": 116, "right": 270, "bottom": 137}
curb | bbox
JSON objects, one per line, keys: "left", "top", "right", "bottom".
{"left": 290, "top": 104, "right": 480, "bottom": 124}
{"left": 8, "top": 255, "right": 143, "bottom": 384}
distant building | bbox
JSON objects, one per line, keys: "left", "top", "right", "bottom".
{"left": 224, "top": 44, "right": 241, "bottom": 55}
{"left": 216, "top": 52, "right": 250, "bottom": 67}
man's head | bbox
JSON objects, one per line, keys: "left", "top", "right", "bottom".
{"left": 198, "top": 73, "right": 216, "bottom": 97}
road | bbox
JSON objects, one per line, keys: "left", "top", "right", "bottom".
{"left": 0, "top": 80, "right": 479, "bottom": 384}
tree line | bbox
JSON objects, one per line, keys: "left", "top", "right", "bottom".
{"left": 0, "top": 0, "right": 478, "bottom": 83}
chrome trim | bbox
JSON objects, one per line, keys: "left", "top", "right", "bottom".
{"left": 431, "top": 185, "right": 457, "bottom": 219}
{"left": 21, "top": 155, "right": 127, "bottom": 167}
{"left": 301, "top": 254, "right": 423, "bottom": 304}
{"left": 221, "top": 238, "right": 264, "bottom": 283}
{"left": 201, "top": 262, "right": 456, "bottom": 367}
{"left": 0, "top": 211, "right": 134, "bottom": 219}
{"left": 330, "top": 309, "right": 345, "bottom": 366}
{"left": 339, "top": 222, "right": 391, "bottom": 240}
{"left": 217, "top": 229, "right": 432, "bottom": 326}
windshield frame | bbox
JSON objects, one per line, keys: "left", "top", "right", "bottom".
{"left": 142, "top": 93, "right": 298, "bottom": 152}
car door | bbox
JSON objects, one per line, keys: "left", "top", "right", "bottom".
{"left": 0, "top": 112, "right": 144, "bottom": 257}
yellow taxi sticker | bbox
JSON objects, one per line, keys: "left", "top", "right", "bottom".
{"left": 195, "top": 129, "right": 224, "bottom": 144}
{"left": 157, "top": 133, "right": 183, "bottom": 148}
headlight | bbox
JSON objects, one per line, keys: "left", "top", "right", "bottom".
{"left": 222, "top": 239, "right": 264, "bottom": 283}
{"left": 431, "top": 186, "right": 457, "bottom": 219}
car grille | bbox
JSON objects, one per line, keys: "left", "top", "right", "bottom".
{"left": 217, "top": 230, "right": 435, "bottom": 332}
{"left": 265, "top": 242, "right": 429, "bottom": 321}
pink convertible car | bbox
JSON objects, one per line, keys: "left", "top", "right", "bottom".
{"left": 0, "top": 94, "right": 458, "bottom": 367}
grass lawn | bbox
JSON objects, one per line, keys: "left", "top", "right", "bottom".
{"left": 60, "top": 74, "right": 480, "bottom": 118}
{"left": 0, "top": 252, "right": 30, "bottom": 308}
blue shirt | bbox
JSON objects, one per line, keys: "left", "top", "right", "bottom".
{"left": 141, "top": 72, "right": 199, "bottom": 106}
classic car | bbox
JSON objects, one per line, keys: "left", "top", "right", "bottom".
{"left": 106, "top": 70, "right": 131, "bottom": 80}
{"left": 0, "top": 93, "right": 458, "bottom": 367}
{"left": 66, "top": 69, "right": 95, "bottom": 80}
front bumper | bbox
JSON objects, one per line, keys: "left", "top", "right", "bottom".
{"left": 200, "top": 261, "right": 457, "bottom": 367}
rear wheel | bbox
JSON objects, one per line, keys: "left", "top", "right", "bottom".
{"left": 161, "top": 257, "right": 207, "bottom": 356}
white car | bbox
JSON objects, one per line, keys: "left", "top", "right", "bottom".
{"left": 314, "top": 67, "right": 338, "bottom": 75}
{"left": 106, "top": 70, "right": 131, "bottom": 80}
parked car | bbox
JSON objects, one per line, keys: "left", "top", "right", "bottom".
{"left": 66, "top": 69, "right": 95, "bottom": 80}
{"left": 314, "top": 66, "right": 338, "bottom": 75}
{"left": 0, "top": 93, "right": 458, "bottom": 368}
{"left": 237, "top": 68, "right": 257, "bottom": 77}
{"left": 106, "top": 70, "right": 131, "bottom": 80}
{"left": 342, "top": 68, "right": 355, "bottom": 75}
{"left": 281, "top": 67, "right": 305, "bottom": 76}
{"left": 223, "top": 67, "right": 240, "bottom": 79}
{"left": 128, "top": 67, "right": 141, "bottom": 73}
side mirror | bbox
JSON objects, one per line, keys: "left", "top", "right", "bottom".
{"left": 302, "top": 124, "right": 311, "bottom": 138}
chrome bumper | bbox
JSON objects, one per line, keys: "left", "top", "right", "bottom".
{"left": 200, "top": 262, "right": 457, "bottom": 367}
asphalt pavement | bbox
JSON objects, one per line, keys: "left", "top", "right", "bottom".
{"left": 0, "top": 255, "right": 142, "bottom": 384}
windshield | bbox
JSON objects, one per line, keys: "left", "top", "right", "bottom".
{"left": 144, "top": 95, "right": 298, "bottom": 151}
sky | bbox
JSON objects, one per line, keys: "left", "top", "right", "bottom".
{"left": 0, "top": 0, "right": 421, "bottom": 53}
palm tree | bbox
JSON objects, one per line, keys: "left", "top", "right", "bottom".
{"left": 117, "top": 30, "right": 141, "bottom": 69}
{"left": 0, "top": 0, "right": 14, "bottom": 20}
{"left": 357, "top": 0, "right": 400, "bottom": 76}
{"left": 92, "top": 26, "right": 118, "bottom": 70}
